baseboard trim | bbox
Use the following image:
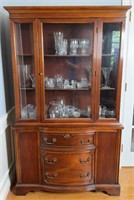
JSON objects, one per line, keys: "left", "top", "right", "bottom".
{"left": 0, "top": 162, "right": 15, "bottom": 200}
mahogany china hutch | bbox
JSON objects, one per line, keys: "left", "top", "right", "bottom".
{"left": 5, "top": 6, "right": 130, "bottom": 196}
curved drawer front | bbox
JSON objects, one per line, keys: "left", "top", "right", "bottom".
{"left": 40, "top": 132, "right": 94, "bottom": 147}
{"left": 41, "top": 150, "right": 94, "bottom": 186}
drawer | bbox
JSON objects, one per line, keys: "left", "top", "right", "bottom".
{"left": 40, "top": 132, "right": 94, "bottom": 147}
{"left": 41, "top": 149, "right": 94, "bottom": 186}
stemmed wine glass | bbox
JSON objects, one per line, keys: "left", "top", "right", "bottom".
{"left": 70, "top": 39, "right": 79, "bottom": 55}
{"left": 79, "top": 39, "right": 89, "bottom": 55}
{"left": 101, "top": 67, "right": 112, "bottom": 87}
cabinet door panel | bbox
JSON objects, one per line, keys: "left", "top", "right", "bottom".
{"left": 18, "top": 131, "right": 39, "bottom": 184}
{"left": 96, "top": 131, "right": 121, "bottom": 184}
{"left": 99, "top": 22, "right": 122, "bottom": 119}
{"left": 12, "top": 21, "right": 40, "bottom": 121}
{"left": 40, "top": 20, "right": 97, "bottom": 121}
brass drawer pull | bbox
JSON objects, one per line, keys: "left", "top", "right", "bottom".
{"left": 43, "top": 137, "right": 57, "bottom": 145}
{"left": 63, "top": 134, "right": 71, "bottom": 139}
{"left": 80, "top": 172, "right": 90, "bottom": 179}
{"left": 45, "top": 157, "right": 57, "bottom": 164}
{"left": 45, "top": 172, "right": 58, "bottom": 179}
{"left": 80, "top": 137, "right": 93, "bottom": 145}
{"left": 79, "top": 157, "right": 90, "bottom": 164}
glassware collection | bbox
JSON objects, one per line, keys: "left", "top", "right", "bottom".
{"left": 99, "top": 106, "right": 116, "bottom": 118}
{"left": 54, "top": 32, "right": 90, "bottom": 55}
{"left": 48, "top": 99, "right": 91, "bottom": 119}
{"left": 21, "top": 104, "right": 36, "bottom": 119}
{"left": 45, "top": 75, "right": 90, "bottom": 89}
{"left": 18, "top": 27, "right": 118, "bottom": 120}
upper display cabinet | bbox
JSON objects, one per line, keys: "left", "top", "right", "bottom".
{"left": 99, "top": 22, "right": 122, "bottom": 119}
{"left": 6, "top": 6, "right": 130, "bottom": 123}
{"left": 41, "top": 20, "right": 96, "bottom": 120}
{"left": 11, "top": 20, "right": 40, "bottom": 121}
{"left": 15, "top": 23, "right": 36, "bottom": 119}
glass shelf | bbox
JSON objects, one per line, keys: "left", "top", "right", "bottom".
{"left": 19, "top": 87, "right": 35, "bottom": 90}
{"left": 102, "top": 54, "right": 115, "bottom": 57}
{"left": 45, "top": 88, "right": 90, "bottom": 91}
{"left": 17, "top": 54, "right": 34, "bottom": 56}
{"left": 100, "top": 87, "right": 115, "bottom": 91}
{"left": 44, "top": 54, "right": 91, "bottom": 57}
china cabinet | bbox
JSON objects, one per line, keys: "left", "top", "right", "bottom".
{"left": 5, "top": 6, "right": 130, "bottom": 196}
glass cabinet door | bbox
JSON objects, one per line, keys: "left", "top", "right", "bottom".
{"left": 15, "top": 23, "right": 37, "bottom": 119}
{"left": 99, "top": 23, "right": 121, "bottom": 119}
{"left": 43, "top": 22, "right": 95, "bottom": 119}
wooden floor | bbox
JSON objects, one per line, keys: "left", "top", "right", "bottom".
{"left": 6, "top": 168, "right": 134, "bottom": 200}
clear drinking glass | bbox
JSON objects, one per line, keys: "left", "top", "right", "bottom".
{"left": 19, "top": 64, "right": 31, "bottom": 88}
{"left": 79, "top": 39, "right": 89, "bottom": 55}
{"left": 101, "top": 67, "right": 112, "bottom": 87}
{"left": 54, "top": 32, "right": 64, "bottom": 55}
{"left": 70, "top": 39, "right": 79, "bottom": 55}
{"left": 59, "top": 39, "right": 68, "bottom": 55}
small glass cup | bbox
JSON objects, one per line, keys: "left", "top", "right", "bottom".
{"left": 59, "top": 39, "right": 68, "bottom": 55}
{"left": 55, "top": 74, "right": 63, "bottom": 88}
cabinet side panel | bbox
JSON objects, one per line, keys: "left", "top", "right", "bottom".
{"left": 96, "top": 132, "right": 119, "bottom": 184}
{"left": 19, "top": 131, "right": 39, "bottom": 183}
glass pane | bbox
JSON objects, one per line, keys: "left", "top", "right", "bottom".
{"left": 15, "top": 23, "right": 36, "bottom": 119}
{"left": 99, "top": 23, "right": 121, "bottom": 119}
{"left": 43, "top": 23, "right": 93, "bottom": 119}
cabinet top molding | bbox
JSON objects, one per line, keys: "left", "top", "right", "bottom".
{"left": 4, "top": 6, "right": 131, "bottom": 19}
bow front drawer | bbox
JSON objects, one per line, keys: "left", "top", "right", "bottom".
{"left": 41, "top": 149, "right": 94, "bottom": 186}
{"left": 40, "top": 132, "right": 94, "bottom": 147}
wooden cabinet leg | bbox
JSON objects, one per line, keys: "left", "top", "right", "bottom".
{"left": 13, "top": 185, "right": 29, "bottom": 195}
{"left": 95, "top": 184, "right": 120, "bottom": 196}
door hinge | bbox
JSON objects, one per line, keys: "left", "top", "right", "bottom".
{"left": 125, "top": 83, "right": 127, "bottom": 92}
{"left": 121, "top": 144, "right": 123, "bottom": 152}
{"left": 129, "top": 11, "right": 132, "bottom": 22}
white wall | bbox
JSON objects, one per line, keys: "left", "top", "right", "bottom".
{"left": 120, "top": 0, "right": 134, "bottom": 166}
{"left": 2, "top": 0, "right": 122, "bottom": 6}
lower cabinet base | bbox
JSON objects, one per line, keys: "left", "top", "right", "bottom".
{"left": 14, "top": 184, "right": 120, "bottom": 196}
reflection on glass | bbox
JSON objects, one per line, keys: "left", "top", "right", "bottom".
{"left": 15, "top": 23, "right": 36, "bottom": 119}
{"left": 100, "top": 23, "right": 121, "bottom": 119}
{"left": 43, "top": 23, "right": 93, "bottom": 118}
